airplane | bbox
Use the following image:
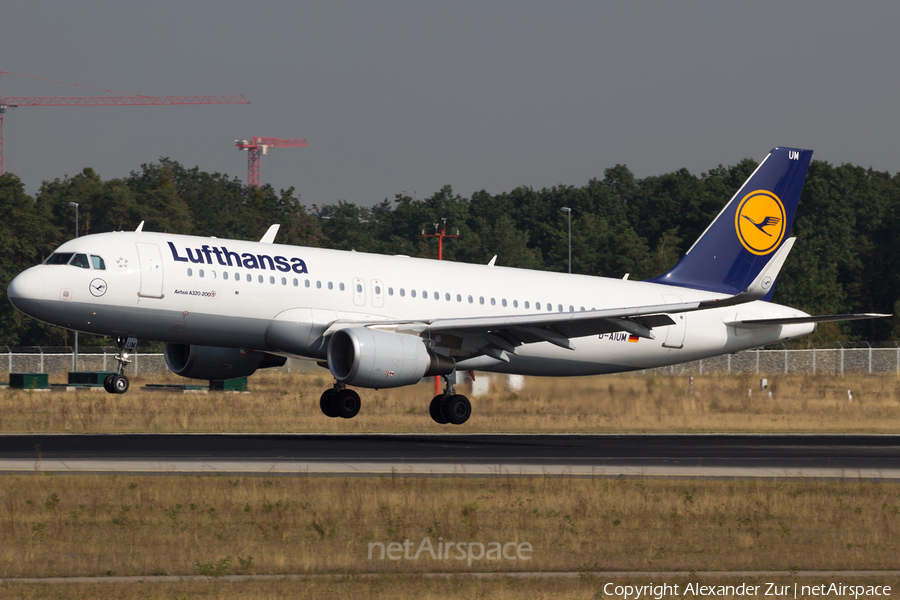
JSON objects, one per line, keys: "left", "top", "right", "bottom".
{"left": 6, "top": 147, "right": 888, "bottom": 425}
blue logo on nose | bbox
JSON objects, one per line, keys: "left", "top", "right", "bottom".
{"left": 90, "top": 278, "right": 108, "bottom": 297}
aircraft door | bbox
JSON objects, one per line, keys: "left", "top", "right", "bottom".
{"left": 352, "top": 277, "right": 366, "bottom": 307}
{"left": 371, "top": 279, "right": 384, "bottom": 308}
{"left": 136, "top": 243, "right": 164, "bottom": 299}
{"left": 661, "top": 294, "right": 686, "bottom": 349}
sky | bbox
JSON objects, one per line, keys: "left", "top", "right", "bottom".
{"left": 2, "top": 2, "right": 899, "bottom": 208}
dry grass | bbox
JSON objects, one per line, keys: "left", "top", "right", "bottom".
{"left": 0, "top": 577, "right": 607, "bottom": 600}
{"left": 1, "top": 371, "right": 898, "bottom": 433}
{"left": 2, "top": 474, "right": 900, "bottom": 579}
{"left": 5, "top": 576, "right": 900, "bottom": 600}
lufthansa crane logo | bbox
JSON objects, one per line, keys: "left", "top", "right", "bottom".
{"left": 89, "top": 278, "right": 108, "bottom": 297}
{"left": 734, "top": 190, "right": 786, "bottom": 255}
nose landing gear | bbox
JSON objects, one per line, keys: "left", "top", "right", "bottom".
{"left": 103, "top": 336, "right": 137, "bottom": 394}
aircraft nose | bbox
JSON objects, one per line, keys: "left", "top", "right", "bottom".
{"left": 7, "top": 268, "right": 46, "bottom": 311}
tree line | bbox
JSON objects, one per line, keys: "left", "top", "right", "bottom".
{"left": 1, "top": 156, "right": 897, "bottom": 347}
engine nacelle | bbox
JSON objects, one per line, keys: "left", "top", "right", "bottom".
{"left": 164, "top": 343, "right": 286, "bottom": 381}
{"left": 326, "top": 327, "right": 454, "bottom": 388}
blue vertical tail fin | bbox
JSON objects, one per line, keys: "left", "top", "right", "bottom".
{"left": 649, "top": 147, "right": 812, "bottom": 297}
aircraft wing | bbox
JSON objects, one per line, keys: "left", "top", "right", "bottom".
{"left": 334, "top": 238, "right": 800, "bottom": 361}
{"left": 346, "top": 299, "right": 702, "bottom": 365}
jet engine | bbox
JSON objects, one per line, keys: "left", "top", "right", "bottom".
{"left": 164, "top": 343, "right": 286, "bottom": 380}
{"left": 326, "top": 327, "right": 454, "bottom": 388}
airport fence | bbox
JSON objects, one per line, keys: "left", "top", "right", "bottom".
{"left": 0, "top": 344, "right": 899, "bottom": 378}
{"left": 642, "top": 343, "right": 900, "bottom": 376}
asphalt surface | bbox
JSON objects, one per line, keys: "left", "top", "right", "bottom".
{"left": 1, "top": 433, "right": 899, "bottom": 471}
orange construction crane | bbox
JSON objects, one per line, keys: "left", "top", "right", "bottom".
{"left": 0, "top": 70, "right": 250, "bottom": 175}
{"left": 235, "top": 137, "right": 307, "bottom": 187}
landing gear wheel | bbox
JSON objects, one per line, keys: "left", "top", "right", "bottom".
{"left": 336, "top": 389, "right": 361, "bottom": 419}
{"left": 103, "top": 374, "right": 115, "bottom": 394}
{"left": 110, "top": 373, "right": 129, "bottom": 394}
{"left": 429, "top": 395, "right": 449, "bottom": 424}
{"left": 442, "top": 394, "right": 471, "bottom": 425}
{"left": 320, "top": 389, "right": 340, "bottom": 418}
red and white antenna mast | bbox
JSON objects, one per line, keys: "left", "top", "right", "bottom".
{"left": 235, "top": 137, "right": 307, "bottom": 187}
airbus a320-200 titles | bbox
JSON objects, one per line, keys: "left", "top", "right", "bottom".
{"left": 7, "top": 147, "right": 888, "bottom": 424}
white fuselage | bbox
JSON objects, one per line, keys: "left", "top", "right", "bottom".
{"left": 8, "top": 231, "right": 815, "bottom": 376}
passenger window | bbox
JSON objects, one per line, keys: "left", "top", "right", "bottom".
{"left": 187, "top": 268, "right": 193, "bottom": 277}
{"left": 490, "top": 298, "right": 496, "bottom": 306}
{"left": 199, "top": 269, "right": 205, "bottom": 278}
{"left": 270, "top": 276, "right": 275, "bottom": 284}
{"left": 400, "top": 288, "right": 406, "bottom": 297}
{"left": 70, "top": 254, "right": 90, "bottom": 269}
{"left": 580, "top": 306, "right": 585, "bottom": 312}
{"left": 479, "top": 297, "right": 485, "bottom": 305}
{"left": 536, "top": 302, "right": 541, "bottom": 310}
{"left": 317, "top": 281, "right": 322, "bottom": 289}
{"left": 90, "top": 255, "right": 106, "bottom": 270}
{"left": 246, "top": 274, "right": 251, "bottom": 282}
{"left": 223, "top": 272, "right": 229, "bottom": 281}
{"left": 411, "top": 290, "right": 416, "bottom": 298}
{"left": 558, "top": 304, "right": 563, "bottom": 312}
{"left": 433, "top": 291, "right": 438, "bottom": 300}
{"left": 422, "top": 290, "right": 427, "bottom": 299}
{"left": 525, "top": 301, "right": 530, "bottom": 309}
{"left": 445, "top": 293, "right": 450, "bottom": 301}
{"left": 569, "top": 305, "right": 574, "bottom": 312}
{"left": 234, "top": 272, "right": 240, "bottom": 280}
{"left": 457, "top": 294, "right": 462, "bottom": 302}
{"left": 305, "top": 279, "right": 310, "bottom": 288}
{"left": 388, "top": 287, "right": 394, "bottom": 296}
{"left": 281, "top": 277, "right": 287, "bottom": 285}
{"left": 502, "top": 299, "right": 507, "bottom": 307}
{"left": 376, "top": 286, "right": 382, "bottom": 295}
{"left": 44, "top": 253, "right": 74, "bottom": 265}
{"left": 210, "top": 271, "right": 216, "bottom": 279}
{"left": 468, "top": 295, "right": 473, "bottom": 303}
{"left": 328, "top": 282, "right": 333, "bottom": 290}
{"left": 356, "top": 284, "right": 362, "bottom": 292}
{"left": 293, "top": 279, "right": 299, "bottom": 286}
{"left": 258, "top": 275, "right": 264, "bottom": 283}
{"left": 340, "top": 283, "right": 345, "bottom": 291}
{"left": 513, "top": 300, "right": 518, "bottom": 308}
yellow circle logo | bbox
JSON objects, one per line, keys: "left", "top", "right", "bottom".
{"left": 734, "top": 190, "right": 786, "bottom": 255}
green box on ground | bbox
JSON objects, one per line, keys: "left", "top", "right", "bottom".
{"left": 9, "top": 373, "right": 50, "bottom": 390}
{"left": 68, "top": 371, "right": 117, "bottom": 385}
{"left": 209, "top": 378, "right": 248, "bottom": 392}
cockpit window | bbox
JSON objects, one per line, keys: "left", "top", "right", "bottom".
{"left": 44, "top": 253, "right": 74, "bottom": 265}
{"left": 69, "top": 254, "right": 91, "bottom": 269}
{"left": 90, "top": 255, "right": 106, "bottom": 270}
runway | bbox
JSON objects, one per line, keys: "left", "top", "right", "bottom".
{"left": 1, "top": 433, "right": 899, "bottom": 479}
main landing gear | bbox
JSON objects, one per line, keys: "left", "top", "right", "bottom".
{"left": 317, "top": 373, "right": 472, "bottom": 425}
{"left": 319, "top": 383, "right": 362, "bottom": 419}
{"left": 103, "top": 336, "right": 137, "bottom": 395}
{"left": 429, "top": 372, "right": 471, "bottom": 426}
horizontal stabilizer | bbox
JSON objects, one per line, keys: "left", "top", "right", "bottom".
{"left": 725, "top": 313, "right": 891, "bottom": 329}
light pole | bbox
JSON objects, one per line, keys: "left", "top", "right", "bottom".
{"left": 68, "top": 202, "right": 79, "bottom": 372}
{"left": 560, "top": 207, "right": 572, "bottom": 274}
